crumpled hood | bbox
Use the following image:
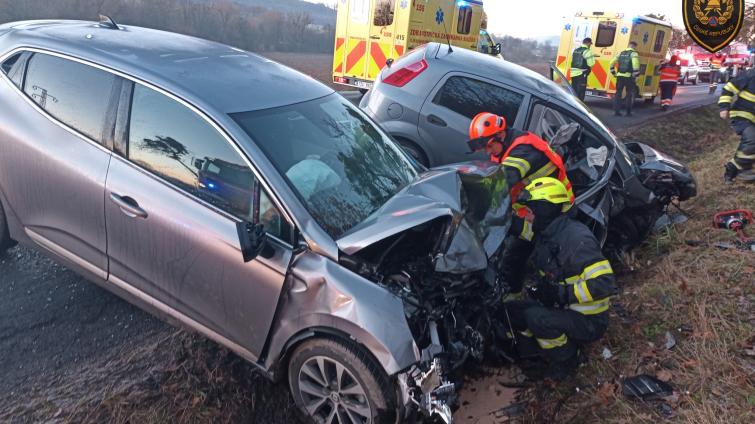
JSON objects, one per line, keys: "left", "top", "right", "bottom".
{"left": 337, "top": 161, "right": 511, "bottom": 274}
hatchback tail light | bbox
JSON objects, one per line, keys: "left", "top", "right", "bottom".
{"left": 382, "top": 59, "right": 428, "bottom": 87}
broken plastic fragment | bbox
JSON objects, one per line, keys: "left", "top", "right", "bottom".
{"left": 622, "top": 375, "right": 674, "bottom": 401}
{"left": 602, "top": 347, "right": 613, "bottom": 360}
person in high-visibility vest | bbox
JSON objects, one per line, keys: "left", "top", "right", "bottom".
{"left": 719, "top": 67, "right": 755, "bottom": 183}
{"left": 467, "top": 112, "right": 575, "bottom": 293}
{"left": 659, "top": 56, "right": 681, "bottom": 111}
{"left": 570, "top": 37, "right": 596, "bottom": 102}
{"left": 709, "top": 52, "right": 726, "bottom": 94}
{"left": 503, "top": 178, "right": 617, "bottom": 380}
{"left": 609, "top": 41, "right": 641, "bottom": 116}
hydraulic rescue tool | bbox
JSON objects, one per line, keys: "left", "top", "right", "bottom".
{"left": 712, "top": 209, "right": 755, "bottom": 252}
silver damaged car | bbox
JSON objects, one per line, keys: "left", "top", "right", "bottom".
{"left": 0, "top": 19, "right": 516, "bottom": 423}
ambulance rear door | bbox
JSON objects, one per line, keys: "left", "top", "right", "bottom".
{"left": 340, "top": 0, "right": 372, "bottom": 88}
{"left": 367, "top": 0, "right": 402, "bottom": 81}
{"left": 590, "top": 15, "right": 621, "bottom": 96}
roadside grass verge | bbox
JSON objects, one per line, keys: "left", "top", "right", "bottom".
{"left": 523, "top": 105, "right": 755, "bottom": 423}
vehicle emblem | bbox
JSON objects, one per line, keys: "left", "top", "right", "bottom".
{"left": 435, "top": 8, "right": 445, "bottom": 25}
{"left": 683, "top": 0, "right": 744, "bottom": 52}
{"left": 564, "top": 23, "right": 572, "bottom": 31}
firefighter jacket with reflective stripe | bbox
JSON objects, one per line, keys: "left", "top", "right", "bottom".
{"left": 490, "top": 130, "right": 575, "bottom": 206}
{"left": 659, "top": 63, "right": 681, "bottom": 82}
{"left": 533, "top": 214, "right": 617, "bottom": 316}
{"left": 719, "top": 68, "right": 755, "bottom": 124}
{"left": 710, "top": 56, "right": 725, "bottom": 70}
{"left": 571, "top": 44, "right": 596, "bottom": 77}
{"left": 610, "top": 48, "right": 640, "bottom": 77}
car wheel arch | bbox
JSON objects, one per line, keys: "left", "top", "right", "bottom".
{"left": 393, "top": 136, "right": 429, "bottom": 167}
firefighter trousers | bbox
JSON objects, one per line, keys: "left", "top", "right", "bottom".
{"left": 614, "top": 76, "right": 636, "bottom": 114}
{"left": 660, "top": 81, "right": 677, "bottom": 107}
{"left": 571, "top": 74, "right": 588, "bottom": 102}
{"left": 731, "top": 119, "right": 755, "bottom": 171}
{"left": 504, "top": 300, "right": 609, "bottom": 363}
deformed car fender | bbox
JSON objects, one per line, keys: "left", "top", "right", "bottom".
{"left": 263, "top": 250, "right": 421, "bottom": 376}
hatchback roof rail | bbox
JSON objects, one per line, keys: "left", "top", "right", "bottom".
{"left": 98, "top": 14, "right": 120, "bottom": 30}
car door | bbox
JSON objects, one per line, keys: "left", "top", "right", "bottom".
{"left": 105, "top": 81, "right": 293, "bottom": 359}
{"left": 417, "top": 73, "right": 528, "bottom": 166}
{"left": 0, "top": 51, "right": 117, "bottom": 279}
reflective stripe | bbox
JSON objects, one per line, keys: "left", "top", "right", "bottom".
{"left": 573, "top": 281, "right": 593, "bottom": 303}
{"left": 564, "top": 260, "right": 613, "bottom": 285}
{"left": 724, "top": 82, "right": 740, "bottom": 94}
{"left": 521, "top": 162, "right": 558, "bottom": 186}
{"left": 736, "top": 150, "right": 755, "bottom": 160}
{"left": 537, "top": 333, "right": 568, "bottom": 349}
{"left": 520, "top": 329, "right": 534, "bottom": 337}
{"left": 569, "top": 298, "right": 610, "bottom": 315}
{"left": 730, "top": 110, "right": 755, "bottom": 123}
{"left": 730, "top": 159, "right": 743, "bottom": 170}
{"left": 520, "top": 219, "right": 534, "bottom": 241}
{"left": 502, "top": 157, "right": 531, "bottom": 178}
{"left": 738, "top": 90, "right": 755, "bottom": 102}
{"left": 719, "top": 96, "right": 734, "bottom": 104}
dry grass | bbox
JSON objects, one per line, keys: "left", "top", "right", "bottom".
{"left": 519, "top": 105, "right": 755, "bottom": 423}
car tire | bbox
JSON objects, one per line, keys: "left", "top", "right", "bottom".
{"left": 395, "top": 137, "right": 429, "bottom": 167}
{"left": 288, "top": 338, "right": 398, "bottom": 424}
{"left": 0, "top": 200, "right": 16, "bottom": 254}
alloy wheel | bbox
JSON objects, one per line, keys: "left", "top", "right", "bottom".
{"left": 297, "top": 356, "right": 373, "bottom": 424}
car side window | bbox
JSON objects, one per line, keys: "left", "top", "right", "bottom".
{"left": 128, "top": 84, "right": 291, "bottom": 241}
{"left": 22, "top": 53, "right": 116, "bottom": 145}
{"left": 457, "top": 5, "right": 473, "bottom": 35}
{"left": 433, "top": 76, "right": 524, "bottom": 124}
{"left": 1, "top": 52, "right": 20, "bottom": 75}
{"left": 1, "top": 52, "right": 24, "bottom": 88}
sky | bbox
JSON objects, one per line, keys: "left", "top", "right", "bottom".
{"left": 303, "top": 0, "right": 752, "bottom": 39}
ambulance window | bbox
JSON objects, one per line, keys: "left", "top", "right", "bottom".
{"left": 350, "top": 0, "right": 369, "bottom": 24}
{"left": 433, "top": 76, "right": 523, "bottom": 124}
{"left": 374, "top": 0, "right": 395, "bottom": 26}
{"left": 653, "top": 30, "right": 665, "bottom": 53}
{"left": 457, "top": 6, "right": 473, "bottom": 35}
{"left": 595, "top": 21, "right": 617, "bottom": 47}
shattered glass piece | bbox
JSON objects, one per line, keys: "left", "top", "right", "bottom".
{"left": 653, "top": 213, "right": 689, "bottom": 232}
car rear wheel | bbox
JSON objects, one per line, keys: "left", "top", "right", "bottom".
{"left": 288, "top": 338, "right": 397, "bottom": 424}
{"left": 395, "top": 137, "right": 429, "bottom": 167}
{"left": 0, "top": 201, "right": 16, "bottom": 254}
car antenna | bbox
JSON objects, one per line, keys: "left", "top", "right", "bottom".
{"left": 440, "top": 14, "right": 454, "bottom": 53}
{"left": 98, "top": 14, "right": 120, "bottom": 30}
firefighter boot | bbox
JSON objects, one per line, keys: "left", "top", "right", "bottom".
{"left": 738, "top": 169, "right": 755, "bottom": 183}
{"left": 543, "top": 350, "right": 583, "bottom": 381}
{"left": 724, "top": 162, "right": 738, "bottom": 183}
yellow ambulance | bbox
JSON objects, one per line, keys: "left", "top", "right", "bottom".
{"left": 333, "top": 0, "right": 497, "bottom": 90}
{"left": 555, "top": 12, "right": 672, "bottom": 101}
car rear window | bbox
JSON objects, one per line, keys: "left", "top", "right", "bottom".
{"left": 457, "top": 5, "right": 473, "bottom": 35}
{"left": 23, "top": 53, "right": 116, "bottom": 145}
{"left": 373, "top": 0, "right": 395, "bottom": 26}
{"left": 433, "top": 76, "right": 524, "bottom": 124}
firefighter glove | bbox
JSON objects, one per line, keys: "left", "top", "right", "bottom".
{"left": 529, "top": 281, "right": 568, "bottom": 307}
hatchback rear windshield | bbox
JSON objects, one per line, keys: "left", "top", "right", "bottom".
{"left": 232, "top": 94, "right": 419, "bottom": 239}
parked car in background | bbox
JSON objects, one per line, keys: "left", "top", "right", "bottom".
{"left": 678, "top": 55, "right": 699, "bottom": 85}
{"left": 0, "top": 19, "right": 525, "bottom": 423}
{"left": 360, "top": 42, "right": 697, "bottom": 251}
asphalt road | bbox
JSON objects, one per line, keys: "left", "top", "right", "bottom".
{"left": 0, "top": 81, "right": 716, "bottom": 414}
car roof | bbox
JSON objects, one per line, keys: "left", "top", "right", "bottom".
{"left": 426, "top": 42, "right": 583, "bottom": 109}
{"left": 0, "top": 20, "right": 333, "bottom": 113}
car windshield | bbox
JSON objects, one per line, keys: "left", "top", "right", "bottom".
{"left": 232, "top": 94, "right": 419, "bottom": 239}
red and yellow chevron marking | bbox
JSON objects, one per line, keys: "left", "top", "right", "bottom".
{"left": 560, "top": 54, "right": 618, "bottom": 94}
{"left": 346, "top": 39, "right": 367, "bottom": 78}
{"left": 333, "top": 37, "right": 345, "bottom": 75}
{"left": 368, "top": 43, "right": 407, "bottom": 80}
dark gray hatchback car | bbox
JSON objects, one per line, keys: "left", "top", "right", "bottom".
{"left": 0, "top": 19, "right": 527, "bottom": 424}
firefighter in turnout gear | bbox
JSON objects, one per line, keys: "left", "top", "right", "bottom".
{"left": 503, "top": 178, "right": 617, "bottom": 379}
{"left": 609, "top": 41, "right": 641, "bottom": 116}
{"left": 659, "top": 56, "right": 681, "bottom": 111}
{"left": 709, "top": 52, "right": 726, "bottom": 94}
{"left": 719, "top": 67, "right": 755, "bottom": 183}
{"left": 467, "top": 113, "right": 575, "bottom": 293}
{"left": 570, "top": 37, "right": 596, "bottom": 102}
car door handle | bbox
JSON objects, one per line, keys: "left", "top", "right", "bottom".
{"left": 427, "top": 114, "right": 447, "bottom": 127}
{"left": 109, "top": 193, "right": 148, "bottom": 219}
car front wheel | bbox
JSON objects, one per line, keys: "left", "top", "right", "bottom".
{"left": 288, "top": 338, "right": 397, "bottom": 424}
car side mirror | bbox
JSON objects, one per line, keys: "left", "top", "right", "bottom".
{"left": 493, "top": 43, "right": 502, "bottom": 56}
{"left": 386, "top": 58, "right": 394, "bottom": 68}
{"left": 236, "top": 221, "right": 270, "bottom": 262}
